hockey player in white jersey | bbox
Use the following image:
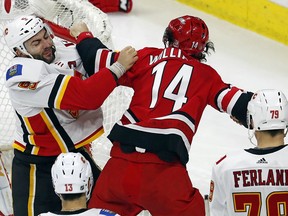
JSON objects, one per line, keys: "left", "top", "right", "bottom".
{"left": 39, "top": 152, "right": 120, "bottom": 216}
{"left": 3, "top": 14, "right": 137, "bottom": 216}
{"left": 0, "top": 154, "right": 13, "bottom": 216}
{"left": 209, "top": 89, "right": 288, "bottom": 216}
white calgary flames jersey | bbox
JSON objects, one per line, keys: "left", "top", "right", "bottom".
{"left": 5, "top": 38, "right": 117, "bottom": 156}
{"left": 38, "top": 208, "right": 120, "bottom": 216}
{"left": 209, "top": 145, "right": 288, "bottom": 216}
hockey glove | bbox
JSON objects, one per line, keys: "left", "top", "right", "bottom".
{"left": 88, "top": 0, "right": 133, "bottom": 13}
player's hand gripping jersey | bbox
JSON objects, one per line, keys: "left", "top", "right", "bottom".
{"left": 76, "top": 34, "right": 253, "bottom": 165}
{"left": 5, "top": 38, "right": 117, "bottom": 156}
{"left": 209, "top": 145, "right": 288, "bottom": 216}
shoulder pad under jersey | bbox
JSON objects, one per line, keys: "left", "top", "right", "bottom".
{"left": 5, "top": 57, "right": 59, "bottom": 87}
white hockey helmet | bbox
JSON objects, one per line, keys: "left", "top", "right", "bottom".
{"left": 247, "top": 89, "right": 288, "bottom": 131}
{"left": 3, "top": 14, "right": 52, "bottom": 56}
{"left": 51, "top": 152, "right": 94, "bottom": 200}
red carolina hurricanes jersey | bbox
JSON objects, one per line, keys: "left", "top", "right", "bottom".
{"left": 76, "top": 36, "right": 253, "bottom": 165}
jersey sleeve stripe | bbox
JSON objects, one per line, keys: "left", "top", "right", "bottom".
{"left": 95, "top": 49, "right": 113, "bottom": 72}
{"left": 106, "top": 51, "right": 113, "bottom": 66}
{"left": 55, "top": 76, "right": 71, "bottom": 109}
{"left": 94, "top": 49, "right": 102, "bottom": 72}
{"left": 217, "top": 86, "right": 239, "bottom": 112}
{"left": 48, "top": 74, "right": 64, "bottom": 108}
{"left": 216, "top": 88, "right": 230, "bottom": 112}
{"left": 99, "top": 50, "right": 109, "bottom": 68}
{"left": 225, "top": 90, "right": 242, "bottom": 115}
{"left": 48, "top": 75, "right": 71, "bottom": 109}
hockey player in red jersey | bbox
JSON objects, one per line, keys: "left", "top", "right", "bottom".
{"left": 3, "top": 15, "right": 137, "bottom": 216}
{"left": 89, "top": 0, "right": 133, "bottom": 13}
{"left": 209, "top": 89, "right": 288, "bottom": 216}
{"left": 70, "top": 15, "right": 254, "bottom": 215}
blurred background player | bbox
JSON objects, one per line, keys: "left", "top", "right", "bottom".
{"left": 3, "top": 14, "right": 137, "bottom": 216}
{"left": 88, "top": 0, "right": 133, "bottom": 13}
{"left": 70, "top": 15, "right": 253, "bottom": 215}
{"left": 39, "top": 152, "right": 120, "bottom": 216}
{"left": 0, "top": 154, "right": 13, "bottom": 216}
{"left": 209, "top": 89, "right": 288, "bottom": 216}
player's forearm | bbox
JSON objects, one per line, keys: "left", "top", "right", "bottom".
{"left": 76, "top": 32, "right": 114, "bottom": 76}
{"left": 53, "top": 68, "right": 117, "bottom": 110}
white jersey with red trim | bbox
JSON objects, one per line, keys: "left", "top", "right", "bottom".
{"left": 209, "top": 145, "right": 288, "bottom": 216}
{"left": 38, "top": 208, "right": 120, "bottom": 216}
{"left": 52, "top": 38, "right": 86, "bottom": 75}
{"left": 5, "top": 38, "right": 117, "bottom": 156}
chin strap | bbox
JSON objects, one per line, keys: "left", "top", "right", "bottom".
{"left": 284, "top": 127, "right": 288, "bottom": 138}
{"left": 248, "top": 129, "right": 257, "bottom": 146}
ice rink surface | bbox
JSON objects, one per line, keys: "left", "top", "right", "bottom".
{"left": 106, "top": 0, "right": 288, "bottom": 196}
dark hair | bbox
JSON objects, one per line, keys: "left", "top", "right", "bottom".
{"left": 261, "top": 129, "right": 284, "bottom": 137}
{"left": 163, "top": 26, "right": 215, "bottom": 62}
{"left": 192, "top": 41, "right": 215, "bottom": 62}
{"left": 163, "top": 32, "right": 215, "bottom": 62}
{"left": 61, "top": 193, "right": 84, "bottom": 201}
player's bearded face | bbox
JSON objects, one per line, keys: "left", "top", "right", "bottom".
{"left": 24, "top": 29, "right": 56, "bottom": 64}
{"left": 32, "top": 45, "right": 56, "bottom": 64}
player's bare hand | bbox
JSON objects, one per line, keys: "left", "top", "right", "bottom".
{"left": 117, "top": 46, "right": 138, "bottom": 71}
{"left": 70, "top": 21, "right": 90, "bottom": 38}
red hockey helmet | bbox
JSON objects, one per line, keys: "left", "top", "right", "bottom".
{"left": 163, "top": 15, "right": 209, "bottom": 56}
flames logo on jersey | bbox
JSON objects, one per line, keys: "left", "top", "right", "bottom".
{"left": 68, "top": 110, "right": 79, "bottom": 119}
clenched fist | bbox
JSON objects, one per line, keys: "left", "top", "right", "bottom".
{"left": 70, "top": 21, "right": 90, "bottom": 38}
{"left": 109, "top": 46, "right": 138, "bottom": 79}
